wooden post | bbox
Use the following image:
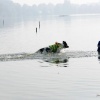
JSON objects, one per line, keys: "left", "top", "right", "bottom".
{"left": 36, "top": 27, "right": 37, "bottom": 33}
{"left": 3, "top": 20, "right": 4, "bottom": 26}
{"left": 39, "top": 21, "right": 40, "bottom": 29}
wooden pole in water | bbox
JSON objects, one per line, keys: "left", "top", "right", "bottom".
{"left": 36, "top": 27, "right": 37, "bottom": 33}
{"left": 39, "top": 21, "right": 40, "bottom": 29}
{"left": 3, "top": 19, "right": 4, "bottom": 26}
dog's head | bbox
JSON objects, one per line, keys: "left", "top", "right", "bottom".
{"left": 62, "top": 41, "right": 69, "bottom": 48}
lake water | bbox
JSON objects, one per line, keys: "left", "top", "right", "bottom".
{"left": 0, "top": 14, "right": 100, "bottom": 100}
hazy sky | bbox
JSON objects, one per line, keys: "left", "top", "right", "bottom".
{"left": 12, "top": 0, "right": 99, "bottom": 6}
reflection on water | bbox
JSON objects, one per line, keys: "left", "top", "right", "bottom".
{"left": 44, "top": 58, "right": 69, "bottom": 67}
{"left": 38, "top": 58, "right": 68, "bottom": 67}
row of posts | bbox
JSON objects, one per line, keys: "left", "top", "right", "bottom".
{"left": 2, "top": 19, "right": 40, "bottom": 33}
{"left": 36, "top": 21, "right": 40, "bottom": 33}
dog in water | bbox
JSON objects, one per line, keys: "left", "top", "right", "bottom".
{"left": 36, "top": 41, "right": 69, "bottom": 54}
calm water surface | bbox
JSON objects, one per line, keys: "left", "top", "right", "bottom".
{"left": 0, "top": 15, "right": 100, "bottom": 100}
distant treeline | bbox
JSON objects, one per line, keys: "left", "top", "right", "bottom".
{"left": 1, "top": 0, "right": 100, "bottom": 18}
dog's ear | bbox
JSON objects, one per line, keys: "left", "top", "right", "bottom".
{"left": 63, "top": 41, "right": 66, "bottom": 44}
{"left": 63, "top": 41, "right": 69, "bottom": 48}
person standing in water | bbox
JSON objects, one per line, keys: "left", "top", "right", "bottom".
{"left": 97, "top": 41, "right": 100, "bottom": 52}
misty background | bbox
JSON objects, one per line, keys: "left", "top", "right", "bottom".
{"left": 1, "top": 0, "right": 100, "bottom": 19}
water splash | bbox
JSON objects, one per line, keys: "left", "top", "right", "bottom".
{"left": 0, "top": 51, "right": 98, "bottom": 62}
